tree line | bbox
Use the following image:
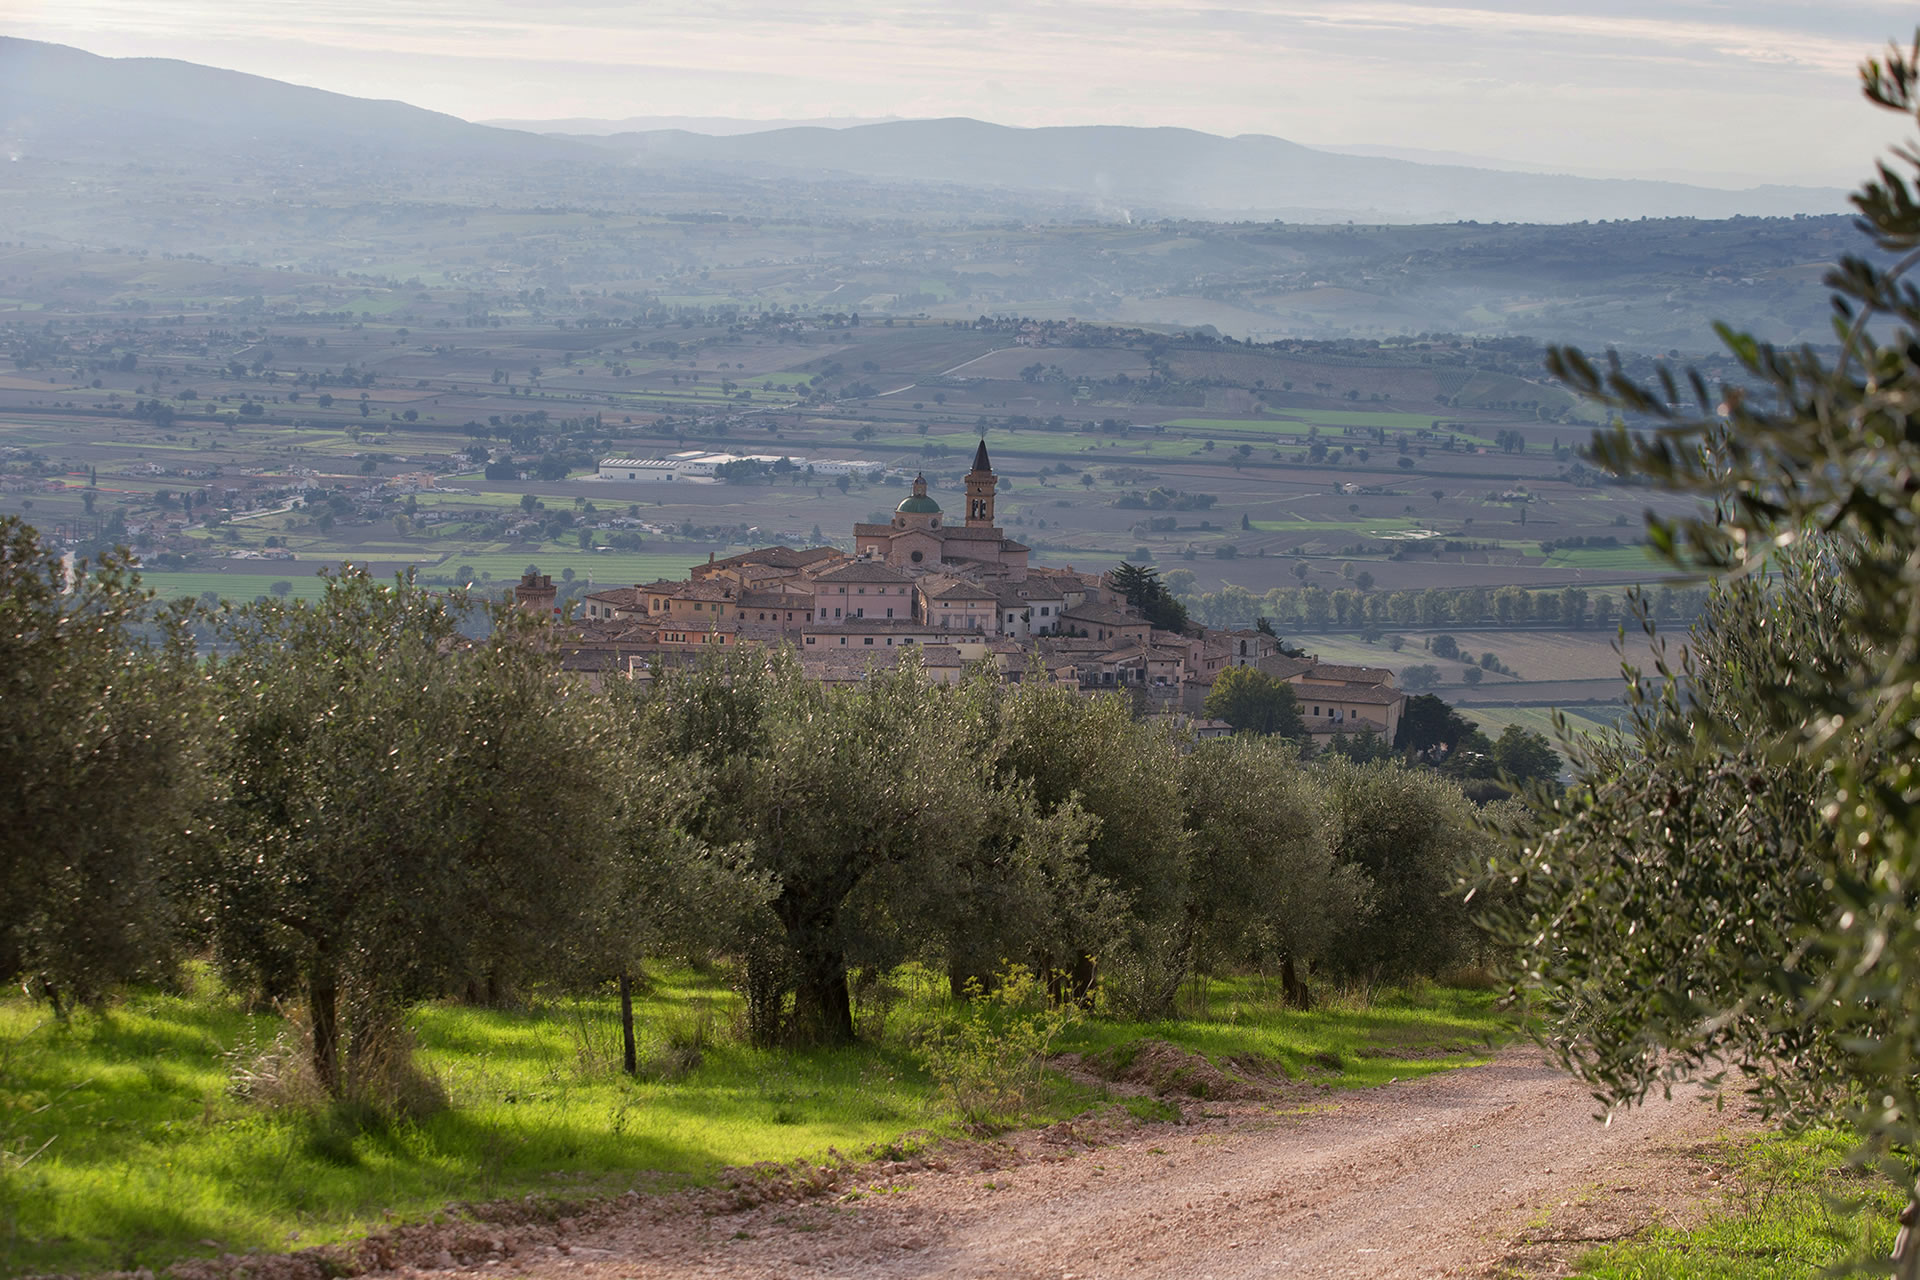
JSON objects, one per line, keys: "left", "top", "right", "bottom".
{"left": 2, "top": 515, "right": 1505, "bottom": 1100}
{"left": 1171, "top": 577, "right": 1709, "bottom": 633}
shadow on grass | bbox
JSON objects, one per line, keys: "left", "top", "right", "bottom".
{"left": 0, "top": 973, "right": 1512, "bottom": 1277}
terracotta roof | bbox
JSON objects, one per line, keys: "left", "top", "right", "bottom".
{"left": 678, "top": 580, "right": 737, "bottom": 601}
{"left": 1255, "top": 654, "right": 1318, "bottom": 679}
{"left": 925, "top": 578, "right": 995, "bottom": 602}
{"left": 1308, "top": 662, "right": 1395, "bottom": 685}
{"left": 1290, "top": 680, "right": 1406, "bottom": 707}
{"left": 918, "top": 644, "right": 969, "bottom": 668}
{"left": 737, "top": 590, "right": 811, "bottom": 610}
{"left": 1061, "top": 604, "right": 1142, "bottom": 628}
{"left": 812, "top": 561, "right": 916, "bottom": 584}
{"left": 806, "top": 618, "right": 975, "bottom": 634}
{"left": 701, "top": 545, "right": 841, "bottom": 573}
{"left": 583, "top": 586, "right": 644, "bottom": 607}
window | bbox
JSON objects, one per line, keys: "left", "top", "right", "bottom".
{"left": 835, "top": 608, "right": 842, "bottom": 618}
{"left": 865, "top": 637, "right": 874, "bottom": 645}
{"left": 839, "top": 637, "right": 847, "bottom": 645}
{"left": 806, "top": 636, "right": 816, "bottom": 645}
{"left": 887, "top": 608, "right": 894, "bottom": 618}
{"left": 856, "top": 608, "right": 864, "bottom": 618}
{"left": 1040, "top": 606, "right": 1050, "bottom": 616}
{"left": 910, "top": 550, "right": 923, "bottom": 563}
{"left": 857, "top": 587, "right": 866, "bottom": 595}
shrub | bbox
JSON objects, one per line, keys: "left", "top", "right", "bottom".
{"left": 915, "top": 966, "right": 1078, "bottom": 1128}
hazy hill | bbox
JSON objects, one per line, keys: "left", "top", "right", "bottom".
{"left": 483, "top": 114, "right": 898, "bottom": 136}
{"left": 0, "top": 38, "right": 578, "bottom": 166}
{"left": 588, "top": 117, "right": 1846, "bottom": 224}
{"left": 0, "top": 37, "right": 1849, "bottom": 228}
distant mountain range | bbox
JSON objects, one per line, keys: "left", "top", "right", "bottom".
{"left": 578, "top": 118, "right": 1846, "bottom": 223}
{"left": 483, "top": 114, "right": 899, "bottom": 137}
{"left": 0, "top": 37, "right": 1849, "bottom": 225}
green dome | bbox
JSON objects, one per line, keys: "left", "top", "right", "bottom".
{"left": 897, "top": 493, "right": 942, "bottom": 515}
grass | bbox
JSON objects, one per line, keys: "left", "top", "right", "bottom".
{"left": 0, "top": 969, "right": 1508, "bottom": 1276}
{"left": 1568, "top": 1129, "right": 1907, "bottom": 1279}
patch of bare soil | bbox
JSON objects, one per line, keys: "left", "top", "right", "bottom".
{"left": 146, "top": 1045, "right": 1760, "bottom": 1280}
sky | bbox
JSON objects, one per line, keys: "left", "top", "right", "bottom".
{"left": 2, "top": 0, "right": 1915, "bottom": 189}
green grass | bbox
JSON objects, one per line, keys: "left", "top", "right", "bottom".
{"left": 1569, "top": 1129, "right": 1907, "bottom": 1279}
{"left": 1061, "top": 978, "right": 1503, "bottom": 1090}
{"left": 0, "top": 972, "right": 1508, "bottom": 1276}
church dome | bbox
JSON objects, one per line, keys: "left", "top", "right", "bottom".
{"left": 897, "top": 472, "right": 941, "bottom": 515}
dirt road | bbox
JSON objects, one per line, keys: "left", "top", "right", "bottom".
{"left": 356, "top": 1046, "right": 1752, "bottom": 1280}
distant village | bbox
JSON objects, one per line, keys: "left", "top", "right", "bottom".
{"left": 540, "top": 442, "right": 1407, "bottom": 744}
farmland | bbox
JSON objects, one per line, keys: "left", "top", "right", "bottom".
{"left": 0, "top": 253, "right": 1706, "bottom": 733}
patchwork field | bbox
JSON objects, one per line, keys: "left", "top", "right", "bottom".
{"left": 1286, "top": 627, "right": 1678, "bottom": 714}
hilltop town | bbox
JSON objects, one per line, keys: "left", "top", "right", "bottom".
{"left": 539, "top": 441, "right": 1406, "bottom": 743}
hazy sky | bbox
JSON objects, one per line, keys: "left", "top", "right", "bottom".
{"left": 3, "top": 1, "right": 1915, "bottom": 188}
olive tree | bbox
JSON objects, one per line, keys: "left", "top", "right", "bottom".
{"left": 1178, "top": 737, "right": 1365, "bottom": 1007}
{"left": 0, "top": 518, "right": 201, "bottom": 1011}
{"left": 197, "top": 569, "right": 611, "bottom": 1095}
{"left": 995, "top": 681, "right": 1189, "bottom": 1014}
{"left": 1495, "top": 34, "right": 1920, "bottom": 1268}
{"left": 1318, "top": 758, "right": 1483, "bottom": 983}
{"left": 643, "top": 650, "right": 1009, "bottom": 1045}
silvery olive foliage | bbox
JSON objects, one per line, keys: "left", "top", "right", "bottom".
{"left": 1494, "top": 33, "right": 1920, "bottom": 1270}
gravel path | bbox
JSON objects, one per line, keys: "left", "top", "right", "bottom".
{"left": 362, "top": 1045, "right": 1752, "bottom": 1280}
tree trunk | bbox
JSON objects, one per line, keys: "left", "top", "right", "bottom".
{"left": 618, "top": 971, "right": 637, "bottom": 1076}
{"left": 791, "top": 948, "right": 855, "bottom": 1045}
{"left": 1069, "top": 954, "right": 1098, "bottom": 1010}
{"left": 948, "top": 962, "right": 994, "bottom": 1001}
{"left": 309, "top": 968, "right": 341, "bottom": 1096}
{"left": 1893, "top": 1185, "right": 1920, "bottom": 1280}
{"left": 1280, "top": 952, "right": 1313, "bottom": 1010}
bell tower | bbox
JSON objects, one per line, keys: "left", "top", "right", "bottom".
{"left": 965, "top": 439, "right": 996, "bottom": 528}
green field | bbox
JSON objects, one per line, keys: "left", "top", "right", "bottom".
{"left": 443, "top": 550, "right": 744, "bottom": 585}
{"left": 1463, "top": 705, "right": 1622, "bottom": 746}
{"left": 1251, "top": 518, "right": 1430, "bottom": 534}
{"left": 0, "top": 974, "right": 1506, "bottom": 1275}
{"left": 133, "top": 551, "right": 740, "bottom": 602}
{"left": 1543, "top": 545, "right": 1659, "bottom": 571}
{"left": 138, "top": 572, "right": 337, "bottom": 602}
